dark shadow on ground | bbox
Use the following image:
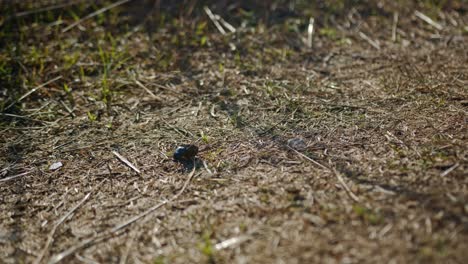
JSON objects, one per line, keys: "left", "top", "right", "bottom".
{"left": 174, "top": 157, "right": 204, "bottom": 172}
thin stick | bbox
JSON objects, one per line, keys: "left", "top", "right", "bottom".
{"left": 359, "top": 32, "right": 380, "bottom": 50}
{"left": 112, "top": 151, "right": 141, "bottom": 174}
{"left": 13, "top": 1, "right": 86, "bottom": 17}
{"left": 392, "top": 12, "right": 398, "bottom": 42}
{"left": 119, "top": 231, "right": 137, "bottom": 264}
{"left": 440, "top": 163, "right": 459, "bottom": 177}
{"left": 214, "top": 236, "right": 250, "bottom": 250}
{"left": 333, "top": 170, "right": 360, "bottom": 202}
{"left": 49, "top": 236, "right": 105, "bottom": 264}
{"left": 202, "top": 160, "right": 213, "bottom": 175}
{"left": 134, "top": 80, "right": 157, "bottom": 98}
{"left": 59, "top": 100, "right": 76, "bottom": 118}
{"left": 288, "top": 147, "right": 328, "bottom": 170}
{"left": 49, "top": 166, "right": 197, "bottom": 263}
{"left": 0, "top": 171, "right": 33, "bottom": 183}
{"left": 0, "top": 164, "right": 14, "bottom": 173}
{"left": 204, "top": 6, "right": 226, "bottom": 35}
{"left": 62, "top": 0, "right": 132, "bottom": 32}
{"left": 210, "top": 104, "right": 218, "bottom": 117}
{"left": 111, "top": 166, "right": 196, "bottom": 232}
{"left": 307, "top": 17, "right": 315, "bottom": 49}
{"left": 161, "top": 119, "right": 194, "bottom": 138}
{"left": 414, "top": 10, "right": 443, "bottom": 31}
{"left": 289, "top": 147, "right": 360, "bottom": 202}
{"left": 1, "top": 113, "right": 52, "bottom": 124}
{"left": 35, "top": 192, "right": 91, "bottom": 264}
{"left": 219, "top": 17, "right": 236, "bottom": 33}
{"left": 5, "top": 76, "right": 62, "bottom": 111}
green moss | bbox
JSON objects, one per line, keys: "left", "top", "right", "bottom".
{"left": 198, "top": 232, "right": 216, "bottom": 264}
{"left": 319, "top": 27, "right": 339, "bottom": 39}
{"left": 353, "top": 205, "right": 383, "bottom": 225}
{"left": 154, "top": 256, "right": 166, "bottom": 264}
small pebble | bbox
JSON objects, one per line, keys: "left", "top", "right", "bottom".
{"left": 49, "top": 162, "right": 63, "bottom": 171}
{"left": 287, "top": 138, "right": 307, "bottom": 150}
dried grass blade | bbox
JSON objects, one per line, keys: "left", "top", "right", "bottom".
{"left": 440, "top": 163, "right": 459, "bottom": 177}
{"left": 5, "top": 76, "right": 62, "bottom": 111}
{"left": 392, "top": 12, "right": 398, "bottom": 42}
{"left": 0, "top": 171, "right": 33, "bottom": 183}
{"left": 307, "top": 17, "right": 315, "bottom": 48}
{"left": 333, "top": 170, "right": 360, "bottom": 202}
{"left": 135, "top": 80, "right": 157, "bottom": 98}
{"left": 204, "top": 6, "right": 226, "bottom": 35}
{"left": 214, "top": 236, "right": 250, "bottom": 250}
{"left": 219, "top": 17, "right": 236, "bottom": 33}
{"left": 289, "top": 147, "right": 328, "bottom": 170}
{"left": 14, "top": 1, "right": 86, "bottom": 17}
{"left": 49, "top": 166, "right": 197, "bottom": 263}
{"left": 414, "top": 10, "right": 443, "bottom": 31}
{"left": 112, "top": 151, "right": 141, "bottom": 174}
{"left": 62, "top": 0, "right": 132, "bottom": 33}
{"left": 112, "top": 165, "right": 196, "bottom": 232}
{"left": 359, "top": 32, "right": 380, "bottom": 50}
{"left": 36, "top": 192, "right": 91, "bottom": 264}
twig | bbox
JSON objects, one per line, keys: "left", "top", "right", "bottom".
{"left": 204, "top": 6, "right": 226, "bottom": 35}
{"left": 35, "top": 192, "right": 91, "bottom": 264}
{"left": 75, "top": 254, "right": 100, "bottom": 264}
{"left": 202, "top": 160, "right": 213, "bottom": 175}
{"left": 288, "top": 147, "right": 328, "bottom": 170}
{"left": 112, "top": 151, "right": 141, "bottom": 174}
{"left": 440, "top": 163, "right": 459, "bottom": 177}
{"left": 112, "top": 202, "right": 167, "bottom": 233}
{"left": 161, "top": 119, "right": 194, "bottom": 138}
{"left": 414, "top": 11, "right": 443, "bottom": 31}
{"left": 194, "top": 102, "right": 202, "bottom": 116}
{"left": 0, "top": 171, "right": 33, "bottom": 183}
{"left": 112, "top": 165, "right": 196, "bottom": 232}
{"left": 333, "top": 169, "right": 360, "bottom": 202}
{"left": 374, "top": 186, "right": 396, "bottom": 195}
{"left": 52, "top": 141, "right": 74, "bottom": 150}
{"left": 0, "top": 164, "right": 14, "bottom": 174}
{"left": 59, "top": 100, "right": 75, "bottom": 118}
{"left": 307, "top": 17, "right": 315, "bottom": 49}
{"left": 62, "top": 0, "right": 132, "bottom": 33}
{"left": 134, "top": 80, "right": 157, "bottom": 99}
{"left": 385, "top": 131, "right": 405, "bottom": 145}
{"left": 210, "top": 104, "right": 218, "bottom": 117}
{"left": 4, "top": 76, "right": 62, "bottom": 111}
{"left": 49, "top": 236, "right": 105, "bottom": 264}
{"left": 218, "top": 17, "right": 236, "bottom": 33}
{"left": 359, "top": 32, "right": 380, "bottom": 50}
{"left": 289, "top": 147, "right": 359, "bottom": 202}
{"left": 13, "top": 1, "right": 86, "bottom": 17}
{"left": 392, "top": 12, "right": 398, "bottom": 42}
{"left": 49, "top": 165, "right": 197, "bottom": 263}
{"left": 378, "top": 224, "right": 393, "bottom": 238}
{"left": 1, "top": 113, "right": 52, "bottom": 124}
{"left": 214, "top": 236, "right": 250, "bottom": 250}
{"left": 119, "top": 231, "right": 137, "bottom": 264}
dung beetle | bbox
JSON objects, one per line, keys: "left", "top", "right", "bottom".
{"left": 173, "top": 145, "right": 198, "bottom": 161}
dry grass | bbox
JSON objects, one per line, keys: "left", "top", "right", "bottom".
{"left": 1, "top": 1, "right": 467, "bottom": 263}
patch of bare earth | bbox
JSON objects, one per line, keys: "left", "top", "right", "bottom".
{"left": 1, "top": 1, "right": 467, "bottom": 263}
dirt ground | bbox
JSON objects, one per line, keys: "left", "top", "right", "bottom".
{"left": 1, "top": 1, "right": 467, "bottom": 263}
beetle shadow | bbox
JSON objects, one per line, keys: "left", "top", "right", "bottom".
{"left": 175, "top": 157, "right": 204, "bottom": 172}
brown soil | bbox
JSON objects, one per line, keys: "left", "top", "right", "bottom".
{"left": 1, "top": 1, "right": 467, "bottom": 263}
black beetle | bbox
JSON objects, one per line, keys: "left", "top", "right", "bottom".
{"left": 173, "top": 145, "right": 198, "bottom": 161}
